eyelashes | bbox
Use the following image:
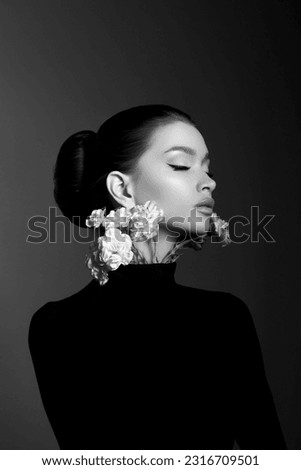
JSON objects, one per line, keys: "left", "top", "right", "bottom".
{"left": 168, "top": 164, "right": 214, "bottom": 178}
{"left": 168, "top": 164, "right": 190, "bottom": 171}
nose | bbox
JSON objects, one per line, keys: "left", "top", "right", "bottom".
{"left": 197, "top": 173, "right": 216, "bottom": 193}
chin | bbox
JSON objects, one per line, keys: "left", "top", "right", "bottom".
{"left": 189, "top": 214, "right": 211, "bottom": 233}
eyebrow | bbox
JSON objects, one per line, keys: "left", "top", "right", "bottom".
{"left": 164, "top": 146, "right": 210, "bottom": 163}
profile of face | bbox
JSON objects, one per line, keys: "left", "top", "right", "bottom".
{"left": 107, "top": 121, "right": 216, "bottom": 240}
{"left": 133, "top": 121, "right": 216, "bottom": 239}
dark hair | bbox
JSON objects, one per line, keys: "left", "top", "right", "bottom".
{"left": 53, "top": 104, "right": 196, "bottom": 228}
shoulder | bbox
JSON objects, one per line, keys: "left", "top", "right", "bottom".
{"left": 28, "top": 301, "right": 60, "bottom": 352}
{"left": 175, "top": 282, "right": 255, "bottom": 330}
{"left": 28, "top": 280, "right": 96, "bottom": 342}
{"left": 175, "top": 282, "right": 250, "bottom": 311}
{"left": 28, "top": 301, "right": 57, "bottom": 335}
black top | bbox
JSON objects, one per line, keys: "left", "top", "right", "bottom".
{"left": 28, "top": 262, "right": 287, "bottom": 450}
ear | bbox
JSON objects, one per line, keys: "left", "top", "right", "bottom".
{"left": 106, "top": 171, "right": 136, "bottom": 209}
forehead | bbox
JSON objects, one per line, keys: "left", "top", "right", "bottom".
{"left": 149, "top": 121, "right": 208, "bottom": 153}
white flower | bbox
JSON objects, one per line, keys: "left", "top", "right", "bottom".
{"left": 103, "top": 210, "right": 116, "bottom": 230}
{"left": 85, "top": 208, "right": 106, "bottom": 228}
{"left": 129, "top": 200, "right": 164, "bottom": 241}
{"left": 98, "top": 227, "right": 133, "bottom": 270}
{"left": 115, "top": 207, "right": 132, "bottom": 228}
{"left": 103, "top": 207, "right": 132, "bottom": 230}
{"left": 86, "top": 252, "right": 109, "bottom": 285}
{"left": 209, "top": 212, "right": 231, "bottom": 247}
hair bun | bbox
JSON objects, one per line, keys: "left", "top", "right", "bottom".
{"left": 53, "top": 130, "right": 99, "bottom": 228}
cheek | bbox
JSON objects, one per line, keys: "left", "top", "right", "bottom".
{"left": 134, "top": 168, "right": 193, "bottom": 218}
{"left": 134, "top": 171, "right": 171, "bottom": 206}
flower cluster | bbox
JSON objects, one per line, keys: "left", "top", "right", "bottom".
{"left": 209, "top": 212, "right": 231, "bottom": 247}
{"left": 85, "top": 201, "right": 164, "bottom": 285}
{"left": 85, "top": 201, "right": 231, "bottom": 286}
{"left": 86, "top": 226, "right": 133, "bottom": 286}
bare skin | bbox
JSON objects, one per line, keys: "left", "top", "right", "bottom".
{"left": 106, "top": 121, "right": 216, "bottom": 262}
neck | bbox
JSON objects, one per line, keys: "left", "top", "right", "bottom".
{"left": 132, "top": 228, "right": 179, "bottom": 263}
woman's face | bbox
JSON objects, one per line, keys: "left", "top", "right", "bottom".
{"left": 131, "top": 121, "right": 216, "bottom": 239}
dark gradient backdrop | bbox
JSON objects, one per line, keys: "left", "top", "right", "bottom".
{"left": 1, "top": 0, "right": 300, "bottom": 449}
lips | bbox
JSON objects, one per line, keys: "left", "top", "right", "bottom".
{"left": 196, "top": 206, "right": 213, "bottom": 215}
{"left": 195, "top": 197, "right": 215, "bottom": 209}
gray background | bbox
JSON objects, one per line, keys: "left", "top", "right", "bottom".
{"left": 1, "top": 0, "right": 300, "bottom": 449}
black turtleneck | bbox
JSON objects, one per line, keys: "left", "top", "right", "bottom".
{"left": 28, "top": 262, "right": 287, "bottom": 450}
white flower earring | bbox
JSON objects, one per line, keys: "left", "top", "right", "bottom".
{"left": 85, "top": 200, "right": 231, "bottom": 286}
{"left": 85, "top": 201, "right": 164, "bottom": 285}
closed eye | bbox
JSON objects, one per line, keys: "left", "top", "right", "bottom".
{"left": 168, "top": 164, "right": 214, "bottom": 178}
{"left": 168, "top": 164, "right": 190, "bottom": 171}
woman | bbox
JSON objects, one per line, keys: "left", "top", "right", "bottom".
{"left": 28, "top": 104, "right": 286, "bottom": 450}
